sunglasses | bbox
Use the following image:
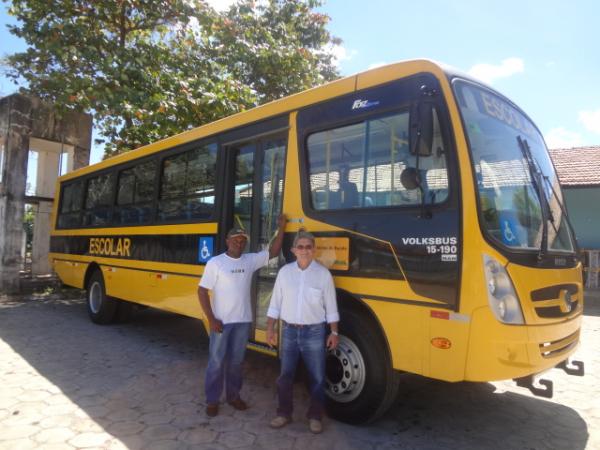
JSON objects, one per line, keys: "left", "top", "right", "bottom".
{"left": 295, "top": 244, "right": 314, "bottom": 250}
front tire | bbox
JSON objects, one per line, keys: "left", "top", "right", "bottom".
{"left": 86, "top": 270, "right": 117, "bottom": 324}
{"left": 325, "top": 309, "right": 400, "bottom": 424}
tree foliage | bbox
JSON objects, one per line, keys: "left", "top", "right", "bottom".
{"left": 5, "top": 0, "right": 340, "bottom": 158}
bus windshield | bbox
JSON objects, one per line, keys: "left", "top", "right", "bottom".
{"left": 454, "top": 80, "right": 575, "bottom": 254}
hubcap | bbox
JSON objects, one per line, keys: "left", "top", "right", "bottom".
{"left": 325, "top": 335, "right": 366, "bottom": 402}
{"left": 89, "top": 281, "right": 102, "bottom": 314}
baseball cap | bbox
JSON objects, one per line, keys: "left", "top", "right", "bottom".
{"left": 226, "top": 227, "right": 249, "bottom": 239}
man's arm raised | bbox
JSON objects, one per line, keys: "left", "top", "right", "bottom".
{"left": 269, "top": 214, "right": 287, "bottom": 258}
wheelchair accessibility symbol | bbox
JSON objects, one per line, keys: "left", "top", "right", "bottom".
{"left": 503, "top": 220, "right": 516, "bottom": 243}
{"left": 500, "top": 217, "right": 520, "bottom": 246}
{"left": 198, "top": 237, "right": 214, "bottom": 263}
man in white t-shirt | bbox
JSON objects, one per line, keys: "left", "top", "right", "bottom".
{"left": 198, "top": 215, "right": 286, "bottom": 417}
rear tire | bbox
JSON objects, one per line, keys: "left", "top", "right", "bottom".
{"left": 325, "top": 309, "right": 400, "bottom": 424}
{"left": 86, "top": 270, "right": 117, "bottom": 324}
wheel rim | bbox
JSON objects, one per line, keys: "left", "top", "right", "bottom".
{"left": 89, "top": 281, "right": 102, "bottom": 314}
{"left": 325, "top": 335, "right": 366, "bottom": 403}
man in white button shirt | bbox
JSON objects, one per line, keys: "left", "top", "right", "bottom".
{"left": 266, "top": 230, "right": 339, "bottom": 434}
{"left": 198, "top": 215, "right": 286, "bottom": 417}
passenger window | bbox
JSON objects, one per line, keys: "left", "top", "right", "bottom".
{"left": 83, "top": 173, "right": 115, "bottom": 226}
{"left": 115, "top": 159, "right": 157, "bottom": 225}
{"left": 158, "top": 143, "right": 217, "bottom": 221}
{"left": 307, "top": 110, "right": 449, "bottom": 210}
{"left": 58, "top": 180, "right": 84, "bottom": 228}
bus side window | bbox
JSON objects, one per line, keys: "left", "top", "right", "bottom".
{"left": 115, "top": 159, "right": 156, "bottom": 225}
{"left": 83, "top": 173, "right": 115, "bottom": 227}
{"left": 307, "top": 110, "right": 452, "bottom": 210}
{"left": 158, "top": 143, "right": 217, "bottom": 222}
{"left": 57, "top": 180, "right": 84, "bottom": 228}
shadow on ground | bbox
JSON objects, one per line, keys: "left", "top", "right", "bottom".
{"left": 0, "top": 293, "right": 591, "bottom": 450}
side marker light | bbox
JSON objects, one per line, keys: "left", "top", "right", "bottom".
{"left": 431, "top": 337, "right": 452, "bottom": 349}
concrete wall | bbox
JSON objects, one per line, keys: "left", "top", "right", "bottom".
{"left": 564, "top": 186, "right": 600, "bottom": 250}
{"left": 0, "top": 94, "right": 91, "bottom": 294}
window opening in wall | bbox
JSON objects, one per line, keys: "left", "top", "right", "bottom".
{"left": 26, "top": 150, "right": 38, "bottom": 196}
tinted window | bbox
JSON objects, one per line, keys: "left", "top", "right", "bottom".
{"left": 115, "top": 159, "right": 157, "bottom": 225}
{"left": 307, "top": 111, "right": 449, "bottom": 210}
{"left": 158, "top": 143, "right": 217, "bottom": 221}
{"left": 83, "top": 173, "right": 115, "bottom": 226}
{"left": 58, "top": 180, "right": 84, "bottom": 228}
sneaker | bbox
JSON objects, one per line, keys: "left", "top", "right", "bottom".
{"left": 206, "top": 403, "right": 219, "bottom": 417}
{"left": 309, "top": 419, "right": 323, "bottom": 434}
{"left": 270, "top": 415, "right": 291, "bottom": 429}
{"left": 227, "top": 398, "right": 248, "bottom": 411}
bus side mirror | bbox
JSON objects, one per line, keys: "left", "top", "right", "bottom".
{"left": 409, "top": 101, "right": 434, "bottom": 157}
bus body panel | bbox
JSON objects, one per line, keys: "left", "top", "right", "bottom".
{"left": 53, "top": 259, "right": 88, "bottom": 289}
{"left": 101, "top": 265, "right": 202, "bottom": 318}
{"left": 362, "top": 299, "right": 428, "bottom": 376}
{"left": 507, "top": 262, "right": 584, "bottom": 325}
{"left": 465, "top": 305, "right": 581, "bottom": 381}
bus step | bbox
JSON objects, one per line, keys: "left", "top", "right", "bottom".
{"left": 556, "top": 359, "right": 585, "bottom": 376}
{"left": 514, "top": 375, "right": 553, "bottom": 398}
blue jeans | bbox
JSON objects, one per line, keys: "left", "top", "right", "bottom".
{"left": 205, "top": 322, "right": 252, "bottom": 404}
{"left": 276, "top": 322, "right": 326, "bottom": 420}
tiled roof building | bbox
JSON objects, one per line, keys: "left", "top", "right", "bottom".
{"left": 549, "top": 146, "right": 600, "bottom": 286}
{"left": 549, "top": 146, "right": 600, "bottom": 187}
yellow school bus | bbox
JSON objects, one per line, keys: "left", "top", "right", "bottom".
{"left": 50, "top": 59, "right": 585, "bottom": 424}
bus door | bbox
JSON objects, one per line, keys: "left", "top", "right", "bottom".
{"left": 225, "top": 134, "right": 287, "bottom": 345}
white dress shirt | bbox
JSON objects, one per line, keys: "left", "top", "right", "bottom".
{"left": 267, "top": 260, "right": 339, "bottom": 325}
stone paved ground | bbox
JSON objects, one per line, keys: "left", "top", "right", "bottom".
{"left": 1, "top": 289, "right": 599, "bottom": 450}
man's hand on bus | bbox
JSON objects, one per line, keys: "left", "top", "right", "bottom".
{"left": 209, "top": 317, "right": 223, "bottom": 334}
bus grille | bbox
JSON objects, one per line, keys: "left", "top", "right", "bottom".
{"left": 539, "top": 330, "right": 580, "bottom": 359}
{"left": 530, "top": 284, "right": 580, "bottom": 319}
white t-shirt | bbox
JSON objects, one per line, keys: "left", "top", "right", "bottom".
{"left": 267, "top": 260, "right": 339, "bottom": 325}
{"left": 199, "top": 250, "right": 269, "bottom": 324}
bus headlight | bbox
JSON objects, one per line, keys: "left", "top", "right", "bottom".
{"left": 483, "top": 255, "right": 524, "bottom": 325}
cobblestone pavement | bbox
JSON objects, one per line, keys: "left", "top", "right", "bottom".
{"left": 1, "top": 289, "right": 599, "bottom": 450}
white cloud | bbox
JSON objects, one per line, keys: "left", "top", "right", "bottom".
{"left": 579, "top": 109, "right": 600, "bottom": 135}
{"left": 467, "top": 57, "right": 524, "bottom": 84}
{"left": 544, "top": 127, "right": 584, "bottom": 149}
{"left": 327, "top": 44, "right": 356, "bottom": 67}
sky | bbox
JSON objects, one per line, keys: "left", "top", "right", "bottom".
{"left": 1, "top": 0, "right": 599, "bottom": 165}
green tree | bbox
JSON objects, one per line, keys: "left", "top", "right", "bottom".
{"left": 4, "top": 0, "right": 340, "bottom": 158}
{"left": 209, "top": 0, "right": 341, "bottom": 103}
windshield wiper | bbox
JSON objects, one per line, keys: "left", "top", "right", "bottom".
{"left": 517, "top": 136, "right": 548, "bottom": 260}
{"left": 527, "top": 149, "right": 579, "bottom": 255}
